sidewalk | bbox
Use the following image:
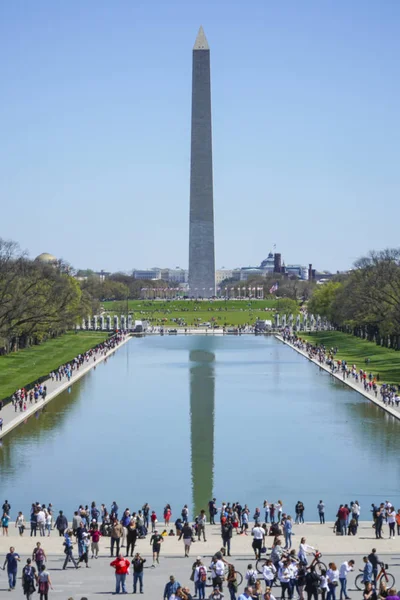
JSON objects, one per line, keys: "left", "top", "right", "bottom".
{"left": 277, "top": 335, "right": 400, "bottom": 421}
{"left": 0, "top": 335, "right": 131, "bottom": 440}
{"left": 0, "top": 521, "right": 396, "bottom": 556}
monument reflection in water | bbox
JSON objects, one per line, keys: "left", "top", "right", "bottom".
{"left": 190, "top": 348, "right": 215, "bottom": 517}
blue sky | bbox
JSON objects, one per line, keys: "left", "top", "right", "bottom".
{"left": 1, "top": 0, "right": 399, "bottom": 272}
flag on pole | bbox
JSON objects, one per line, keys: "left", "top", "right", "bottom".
{"left": 269, "top": 282, "right": 279, "bottom": 294}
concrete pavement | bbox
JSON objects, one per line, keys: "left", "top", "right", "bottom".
{"left": 0, "top": 523, "right": 400, "bottom": 599}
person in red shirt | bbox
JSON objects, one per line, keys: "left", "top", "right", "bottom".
{"left": 151, "top": 511, "right": 157, "bottom": 532}
{"left": 110, "top": 554, "right": 130, "bottom": 594}
{"left": 337, "top": 505, "right": 349, "bottom": 536}
{"left": 89, "top": 523, "right": 102, "bottom": 558}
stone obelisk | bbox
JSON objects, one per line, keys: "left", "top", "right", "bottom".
{"left": 188, "top": 26, "right": 215, "bottom": 298}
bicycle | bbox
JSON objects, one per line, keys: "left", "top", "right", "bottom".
{"left": 205, "top": 564, "right": 244, "bottom": 588}
{"left": 308, "top": 551, "right": 327, "bottom": 575}
{"left": 355, "top": 564, "right": 395, "bottom": 591}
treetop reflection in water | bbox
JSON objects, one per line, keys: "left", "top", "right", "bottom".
{"left": 1, "top": 336, "right": 400, "bottom": 518}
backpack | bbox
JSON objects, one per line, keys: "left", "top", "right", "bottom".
{"left": 248, "top": 571, "right": 257, "bottom": 586}
{"left": 199, "top": 566, "right": 207, "bottom": 582}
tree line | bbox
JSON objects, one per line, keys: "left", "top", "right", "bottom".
{"left": 0, "top": 239, "right": 98, "bottom": 353}
{"left": 308, "top": 248, "right": 400, "bottom": 349}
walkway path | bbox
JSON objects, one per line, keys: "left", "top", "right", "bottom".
{"left": 0, "top": 335, "right": 131, "bottom": 440}
{"left": 277, "top": 335, "right": 400, "bottom": 421}
{"left": 0, "top": 521, "right": 398, "bottom": 556}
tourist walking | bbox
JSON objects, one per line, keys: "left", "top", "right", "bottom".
{"left": 54, "top": 511, "right": 68, "bottom": 536}
{"left": 338, "top": 560, "right": 354, "bottom": 600}
{"left": 62, "top": 530, "right": 79, "bottom": 569}
{"left": 197, "top": 510, "right": 207, "bottom": 541}
{"left": 179, "top": 522, "right": 194, "bottom": 557}
{"left": 262, "top": 559, "right": 277, "bottom": 588}
{"left": 305, "top": 567, "right": 321, "bottom": 600}
{"left": 298, "top": 538, "right": 315, "bottom": 566}
{"left": 227, "top": 563, "right": 238, "bottom": 600}
{"left": 110, "top": 553, "right": 130, "bottom": 594}
{"left": 326, "top": 562, "right": 339, "bottom": 600}
{"left": 132, "top": 552, "right": 146, "bottom": 594}
{"left": 164, "top": 504, "right": 172, "bottom": 526}
{"left": 318, "top": 501, "right": 325, "bottom": 524}
{"left": 150, "top": 529, "right": 163, "bottom": 566}
{"left": 194, "top": 559, "right": 207, "bottom": 600}
{"left": 362, "top": 556, "right": 373, "bottom": 584}
{"left": 15, "top": 511, "right": 25, "bottom": 537}
{"left": 295, "top": 501, "right": 305, "bottom": 524}
{"left": 368, "top": 549, "right": 380, "bottom": 586}
{"left": 283, "top": 516, "right": 293, "bottom": 550}
{"left": 2, "top": 546, "right": 21, "bottom": 591}
{"left": 32, "top": 541, "right": 47, "bottom": 572}
{"left": 164, "top": 575, "right": 181, "bottom": 600}
{"left": 22, "top": 558, "right": 37, "bottom": 600}
{"left": 38, "top": 564, "right": 53, "bottom": 600}
{"left": 110, "top": 519, "right": 123, "bottom": 557}
{"left": 209, "top": 499, "right": 217, "bottom": 525}
{"left": 89, "top": 522, "right": 101, "bottom": 558}
{"left": 387, "top": 507, "right": 396, "bottom": 538}
{"left": 126, "top": 518, "right": 138, "bottom": 557}
{"left": 2, "top": 512, "right": 10, "bottom": 536}
{"left": 252, "top": 522, "right": 265, "bottom": 558}
{"left": 221, "top": 518, "right": 233, "bottom": 556}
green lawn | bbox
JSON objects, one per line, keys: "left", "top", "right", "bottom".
{"left": 301, "top": 331, "right": 400, "bottom": 386}
{"left": 0, "top": 331, "right": 109, "bottom": 402}
{"left": 101, "top": 299, "right": 284, "bottom": 328}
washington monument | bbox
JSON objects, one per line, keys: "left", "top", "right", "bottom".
{"left": 188, "top": 26, "right": 215, "bottom": 298}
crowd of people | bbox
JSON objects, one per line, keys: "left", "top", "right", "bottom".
{"left": 2, "top": 497, "right": 400, "bottom": 599}
{"left": 0, "top": 333, "right": 125, "bottom": 416}
{"left": 281, "top": 333, "right": 399, "bottom": 407}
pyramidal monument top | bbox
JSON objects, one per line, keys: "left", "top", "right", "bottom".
{"left": 193, "top": 26, "right": 209, "bottom": 50}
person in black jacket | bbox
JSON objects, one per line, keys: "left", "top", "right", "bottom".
{"left": 132, "top": 553, "right": 146, "bottom": 594}
{"left": 179, "top": 523, "right": 194, "bottom": 557}
{"left": 126, "top": 520, "right": 138, "bottom": 558}
{"left": 54, "top": 511, "right": 68, "bottom": 537}
{"left": 305, "top": 566, "right": 321, "bottom": 600}
{"left": 221, "top": 518, "right": 233, "bottom": 557}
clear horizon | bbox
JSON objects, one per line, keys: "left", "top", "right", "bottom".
{"left": 1, "top": 1, "right": 399, "bottom": 272}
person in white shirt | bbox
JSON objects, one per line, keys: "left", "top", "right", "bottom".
{"left": 245, "top": 564, "right": 258, "bottom": 587}
{"left": 298, "top": 538, "right": 315, "bottom": 565}
{"left": 45, "top": 511, "right": 52, "bottom": 537}
{"left": 387, "top": 508, "right": 396, "bottom": 538}
{"left": 252, "top": 525, "right": 265, "bottom": 559}
{"left": 320, "top": 571, "right": 329, "bottom": 600}
{"left": 36, "top": 510, "right": 46, "bottom": 536}
{"left": 15, "top": 512, "right": 25, "bottom": 536}
{"left": 339, "top": 560, "right": 354, "bottom": 600}
{"left": 264, "top": 501, "right": 271, "bottom": 523}
{"left": 326, "top": 562, "right": 339, "bottom": 600}
{"left": 262, "top": 560, "right": 277, "bottom": 587}
{"left": 210, "top": 554, "right": 225, "bottom": 592}
{"left": 278, "top": 560, "right": 291, "bottom": 600}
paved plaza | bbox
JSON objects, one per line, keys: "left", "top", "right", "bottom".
{"left": 1, "top": 523, "right": 400, "bottom": 598}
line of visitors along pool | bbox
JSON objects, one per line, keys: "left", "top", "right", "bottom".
{"left": 1, "top": 335, "right": 399, "bottom": 520}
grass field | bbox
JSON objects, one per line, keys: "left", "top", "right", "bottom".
{"left": 101, "top": 299, "right": 285, "bottom": 327}
{"left": 301, "top": 331, "right": 400, "bottom": 386}
{"left": 0, "top": 331, "right": 109, "bottom": 401}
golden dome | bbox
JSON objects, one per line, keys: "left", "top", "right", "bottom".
{"left": 35, "top": 252, "right": 57, "bottom": 264}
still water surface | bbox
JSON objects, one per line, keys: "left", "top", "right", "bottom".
{"left": 1, "top": 336, "right": 399, "bottom": 520}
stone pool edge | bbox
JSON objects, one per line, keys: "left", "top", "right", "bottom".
{"left": 276, "top": 335, "right": 400, "bottom": 422}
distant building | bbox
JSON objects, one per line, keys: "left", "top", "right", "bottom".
{"left": 95, "top": 270, "right": 111, "bottom": 282}
{"left": 133, "top": 269, "right": 161, "bottom": 280}
{"left": 35, "top": 252, "right": 57, "bottom": 265}
{"left": 161, "top": 268, "right": 188, "bottom": 283}
{"left": 215, "top": 269, "right": 241, "bottom": 284}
